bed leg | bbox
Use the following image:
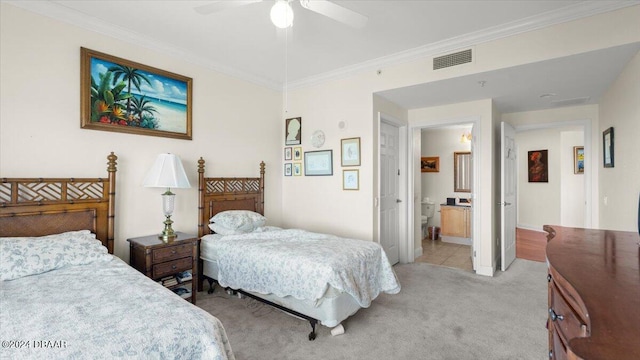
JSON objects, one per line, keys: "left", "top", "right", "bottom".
{"left": 308, "top": 319, "right": 317, "bottom": 341}
{"left": 330, "top": 324, "right": 345, "bottom": 336}
{"left": 198, "top": 276, "right": 204, "bottom": 292}
{"left": 207, "top": 278, "right": 216, "bottom": 294}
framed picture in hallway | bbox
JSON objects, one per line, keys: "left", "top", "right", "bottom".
{"left": 421, "top": 157, "right": 439, "bottom": 173}
{"left": 528, "top": 150, "right": 548, "bottom": 182}
{"left": 573, "top": 146, "right": 584, "bottom": 174}
{"left": 80, "top": 47, "right": 192, "bottom": 140}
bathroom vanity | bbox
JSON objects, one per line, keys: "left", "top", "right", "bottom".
{"left": 440, "top": 205, "right": 471, "bottom": 243}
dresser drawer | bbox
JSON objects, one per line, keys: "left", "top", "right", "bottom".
{"left": 549, "top": 282, "right": 587, "bottom": 342}
{"left": 550, "top": 325, "right": 568, "bottom": 360}
{"left": 152, "top": 257, "right": 192, "bottom": 279}
{"left": 152, "top": 243, "right": 192, "bottom": 262}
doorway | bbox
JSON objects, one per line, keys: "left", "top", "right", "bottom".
{"left": 413, "top": 121, "right": 477, "bottom": 272}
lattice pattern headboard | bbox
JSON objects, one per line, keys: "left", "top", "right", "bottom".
{"left": 0, "top": 153, "right": 117, "bottom": 254}
{"left": 197, "top": 157, "right": 265, "bottom": 238}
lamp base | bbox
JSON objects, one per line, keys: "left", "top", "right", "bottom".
{"left": 159, "top": 215, "right": 177, "bottom": 242}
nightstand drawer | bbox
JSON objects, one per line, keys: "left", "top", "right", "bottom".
{"left": 153, "top": 257, "right": 192, "bottom": 279}
{"left": 153, "top": 243, "right": 192, "bottom": 262}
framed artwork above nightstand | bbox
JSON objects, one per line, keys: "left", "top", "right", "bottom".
{"left": 128, "top": 232, "right": 199, "bottom": 304}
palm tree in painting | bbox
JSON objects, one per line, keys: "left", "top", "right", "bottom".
{"left": 109, "top": 64, "right": 152, "bottom": 117}
{"left": 91, "top": 71, "right": 130, "bottom": 124}
{"left": 130, "top": 95, "right": 158, "bottom": 129}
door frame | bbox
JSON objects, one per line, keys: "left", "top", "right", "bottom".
{"left": 409, "top": 116, "right": 481, "bottom": 270}
{"left": 377, "top": 112, "right": 409, "bottom": 262}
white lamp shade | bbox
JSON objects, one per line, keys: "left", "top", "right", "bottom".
{"left": 270, "top": 0, "right": 294, "bottom": 29}
{"left": 143, "top": 153, "right": 191, "bottom": 189}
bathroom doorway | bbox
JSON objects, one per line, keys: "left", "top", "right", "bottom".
{"left": 415, "top": 124, "right": 474, "bottom": 272}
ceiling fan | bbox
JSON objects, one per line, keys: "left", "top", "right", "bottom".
{"left": 194, "top": 0, "right": 368, "bottom": 29}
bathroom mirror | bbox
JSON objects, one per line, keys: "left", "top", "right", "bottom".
{"left": 454, "top": 151, "right": 471, "bottom": 193}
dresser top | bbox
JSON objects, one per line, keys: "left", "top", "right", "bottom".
{"left": 545, "top": 225, "right": 640, "bottom": 360}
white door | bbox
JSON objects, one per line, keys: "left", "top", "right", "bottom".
{"left": 380, "top": 121, "right": 400, "bottom": 264}
{"left": 501, "top": 121, "right": 517, "bottom": 271}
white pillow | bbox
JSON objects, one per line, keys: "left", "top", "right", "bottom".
{"left": 0, "top": 231, "right": 112, "bottom": 281}
{"left": 209, "top": 210, "right": 266, "bottom": 233}
{"left": 208, "top": 223, "right": 245, "bottom": 236}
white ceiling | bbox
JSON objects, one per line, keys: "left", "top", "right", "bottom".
{"left": 378, "top": 42, "right": 640, "bottom": 112}
{"left": 7, "top": 0, "right": 640, "bottom": 113}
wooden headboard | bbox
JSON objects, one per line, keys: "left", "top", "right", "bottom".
{"left": 0, "top": 153, "right": 117, "bottom": 254}
{"left": 197, "top": 157, "right": 265, "bottom": 238}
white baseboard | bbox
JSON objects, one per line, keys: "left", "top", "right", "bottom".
{"left": 414, "top": 246, "right": 423, "bottom": 259}
{"left": 516, "top": 223, "right": 546, "bottom": 232}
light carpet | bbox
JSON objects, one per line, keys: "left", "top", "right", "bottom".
{"left": 196, "top": 259, "right": 548, "bottom": 360}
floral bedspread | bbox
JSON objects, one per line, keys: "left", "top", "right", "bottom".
{"left": 0, "top": 257, "right": 234, "bottom": 360}
{"left": 214, "top": 229, "right": 401, "bottom": 307}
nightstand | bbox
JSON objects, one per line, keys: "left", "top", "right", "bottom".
{"left": 128, "top": 232, "right": 199, "bottom": 304}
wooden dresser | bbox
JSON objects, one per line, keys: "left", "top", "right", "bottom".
{"left": 545, "top": 225, "right": 640, "bottom": 360}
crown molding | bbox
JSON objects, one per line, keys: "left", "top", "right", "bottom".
{"left": 287, "top": 1, "right": 639, "bottom": 90}
{"left": 5, "top": 0, "right": 638, "bottom": 92}
{"left": 3, "top": 0, "right": 282, "bottom": 91}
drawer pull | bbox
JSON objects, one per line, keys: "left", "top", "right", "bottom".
{"left": 172, "top": 265, "right": 177, "bottom": 270}
{"left": 171, "top": 250, "right": 177, "bottom": 254}
{"left": 549, "top": 308, "right": 564, "bottom": 321}
{"left": 547, "top": 274, "right": 552, "bottom": 282}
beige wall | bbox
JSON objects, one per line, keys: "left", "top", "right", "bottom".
{"left": 599, "top": 51, "right": 640, "bottom": 231}
{"left": 0, "top": 3, "right": 283, "bottom": 261}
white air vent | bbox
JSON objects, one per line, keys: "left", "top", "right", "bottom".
{"left": 551, "top": 97, "right": 591, "bottom": 107}
{"left": 433, "top": 49, "right": 472, "bottom": 70}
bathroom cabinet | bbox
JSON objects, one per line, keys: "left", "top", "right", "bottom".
{"left": 440, "top": 205, "right": 470, "bottom": 238}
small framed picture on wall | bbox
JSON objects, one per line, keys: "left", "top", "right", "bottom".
{"left": 285, "top": 117, "right": 302, "bottom": 145}
{"left": 573, "top": 146, "right": 584, "bottom": 174}
{"left": 528, "top": 149, "right": 548, "bottom": 182}
{"left": 343, "top": 169, "right": 359, "bottom": 190}
{"left": 284, "top": 147, "right": 292, "bottom": 161}
{"left": 603, "top": 127, "right": 614, "bottom": 168}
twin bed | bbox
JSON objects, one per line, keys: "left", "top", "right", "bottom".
{"left": 196, "top": 158, "right": 400, "bottom": 340}
{"left": 0, "top": 153, "right": 234, "bottom": 359}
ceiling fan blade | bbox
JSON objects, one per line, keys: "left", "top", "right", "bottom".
{"left": 194, "top": 0, "right": 263, "bottom": 15}
{"left": 300, "top": 0, "right": 368, "bottom": 29}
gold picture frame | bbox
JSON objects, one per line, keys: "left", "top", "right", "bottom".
{"left": 421, "top": 157, "right": 439, "bottom": 172}
{"left": 341, "top": 137, "right": 361, "bottom": 167}
{"left": 80, "top": 48, "right": 192, "bottom": 140}
{"left": 573, "top": 146, "right": 584, "bottom": 174}
{"left": 343, "top": 169, "right": 359, "bottom": 190}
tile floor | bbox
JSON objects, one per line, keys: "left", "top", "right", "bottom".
{"left": 415, "top": 237, "right": 473, "bottom": 272}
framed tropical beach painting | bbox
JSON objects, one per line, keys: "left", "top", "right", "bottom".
{"left": 80, "top": 47, "right": 192, "bottom": 140}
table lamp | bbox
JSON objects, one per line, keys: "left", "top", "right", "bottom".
{"left": 143, "top": 153, "right": 191, "bottom": 242}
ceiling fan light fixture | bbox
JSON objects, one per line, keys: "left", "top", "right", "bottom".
{"left": 270, "top": 0, "right": 294, "bottom": 29}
